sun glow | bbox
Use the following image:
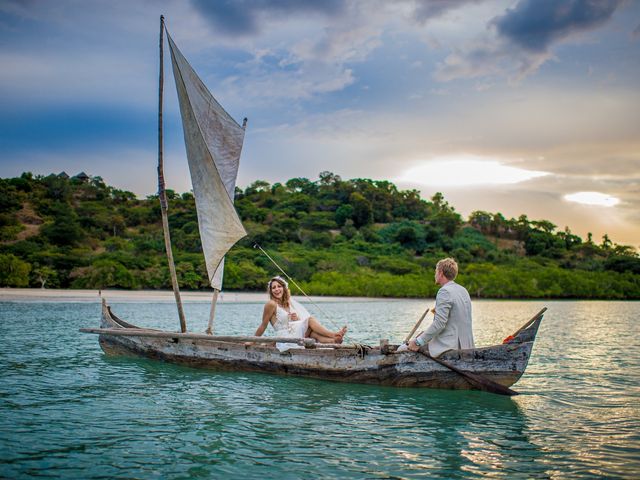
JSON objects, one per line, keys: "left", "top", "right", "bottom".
{"left": 564, "top": 191, "right": 620, "bottom": 207}
{"left": 397, "top": 156, "right": 549, "bottom": 187}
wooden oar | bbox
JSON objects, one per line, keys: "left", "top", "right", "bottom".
{"left": 403, "top": 309, "right": 518, "bottom": 396}
{"left": 418, "top": 350, "right": 519, "bottom": 396}
{"left": 403, "top": 306, "right": 433, "bottom": 343}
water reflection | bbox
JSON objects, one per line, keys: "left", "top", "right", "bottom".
{"left": 103, "top": 354, "right": 547, "bottom": 478}
{"left": 1, "top": 300, "right": 639, "bottom": 479}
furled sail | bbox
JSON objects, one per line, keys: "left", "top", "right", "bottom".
{"left": 167, "top": 33, "right": 246, "bottom": 289}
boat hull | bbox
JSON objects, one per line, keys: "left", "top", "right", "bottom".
{"left": 94, "top": 301, "right": 540, "bottom": 390}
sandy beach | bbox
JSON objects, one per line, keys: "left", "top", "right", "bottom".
{"left": 0, "top": 288, "right": 391, "bottom": 304}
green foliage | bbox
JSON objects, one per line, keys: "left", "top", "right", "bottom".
{"left": 371, "top": 257, "right": 420, "bottom": 275}
{"left": 302, "top": 270, "right": 438, "bottom": 297}
{"left": 430, "top": 193, "right": 462, "bottom": 237}
{"left": 278, "top": 193, "right": 312, "bottom": 213}
{"left": 176, "top": 262, "right": 204, "bottom": 290}
{"left": 30, "top": 264, "right": 59, "bottom": 288}
{"left": 41, "top": 202, "right": 84, "bottom": 246}
{"left": 71, "top": 259, "right": 137, "bottom": 289}
{"left": 77, "top": 201, "right": 122, "bottom": 237}
{"left": 459, "top": 261, "right": 640, "bottom": 299}
{"left": 379, "top": 221, "right": 426, "bottom": 253}
{"left": 349, "top": 192, "right": 373, "bottom": 227}
{"left": 0, "top": 171, "right": 638, "bottom": 298}
{"left": 42, "top": 175, "right": 72, "bottom": 202}
{"left": 224, "top": 258, "right": 269, "bottom": 290}
{"left": 236, "top": 198, "right": 268, "bottom": 222}
{"left": 136, "top": 266, "right": 169, "bottom": 289}
{"left": 285, "top": 177, "right": 318, "bottom": 196}
{"left": 123, "top": 205, "right": 156, "bottom": 225}
{"left": 301, "top": 212, "right": 337, "bottom": 231}
{"left": 0, "top": 253, "right": 31, "bottom": 287}
{"left": 340, "top": 220, "right": 357, "bottom": 240}
{"left": 0, "top": 179, "right": 23, "bottom": 212}
{"left": 335, "top": 204, "right": 354, "bottom": 227}
{"left": 0, "top": 212, "right": 24, "bottom": 241}
{"left": 451, "top": 227, "right": 497, "bottom": 260}
{"left": 605, "top": 256, "right": 640, "bottom": 274}
{"left": 301, "top": 230, "right": 333, "bottom": 248}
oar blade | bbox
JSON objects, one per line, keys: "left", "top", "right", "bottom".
{"left": 427, "top": 353, "right": 519, "bottom": 396}
{"left": 465, "top": 372, "right": 519, "bottom": 396}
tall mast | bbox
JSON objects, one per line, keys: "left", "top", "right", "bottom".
{"left": 157, "top": 15, "right": 187, "bottom": 333}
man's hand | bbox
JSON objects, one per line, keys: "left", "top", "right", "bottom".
{"left": 407, "top": 339, "right": 420, "bottom": 352}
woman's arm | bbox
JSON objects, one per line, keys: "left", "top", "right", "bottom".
{"left": 254, "top": 301, "right": 277, "bottom": 336}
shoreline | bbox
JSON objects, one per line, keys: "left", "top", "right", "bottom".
{"left": 1, "top": 288, "right": 635, "bottom": 303}
{"left": 0, "top": 288, "right": 397, "bottom": 304}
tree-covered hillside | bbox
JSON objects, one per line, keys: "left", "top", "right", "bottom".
{"left": 1, "top": 171, "right": 639, "bottom": 298}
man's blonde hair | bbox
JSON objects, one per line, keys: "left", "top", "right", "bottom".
{"left": 436, "top": 258, "right": 458, "bottom": 280}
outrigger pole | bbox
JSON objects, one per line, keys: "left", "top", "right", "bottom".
{"left": 157, "top": 15, "right": 187, "bottom": 333}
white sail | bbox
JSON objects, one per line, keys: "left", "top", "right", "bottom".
{"left": 167, "top": 33, "right": 246, "bottom": 289}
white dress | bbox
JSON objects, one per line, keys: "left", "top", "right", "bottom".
{"left": 271, "top": 299, "right": 311, "bottom": 352}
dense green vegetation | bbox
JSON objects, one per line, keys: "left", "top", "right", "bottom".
{"left": 1, "top": 171, "right": 639, "bottom": 298}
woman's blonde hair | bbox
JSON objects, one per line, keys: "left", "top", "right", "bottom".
{"left": 268, "top": 276, "right": 290, "bottom": 308}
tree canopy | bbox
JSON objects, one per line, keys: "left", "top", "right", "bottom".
{"left": 0, "top": 172, "right": 638, "bottom": 298}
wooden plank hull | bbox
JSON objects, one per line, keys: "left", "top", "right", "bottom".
{"left": 94, "top": 301, "right": 542, "bottom": 390}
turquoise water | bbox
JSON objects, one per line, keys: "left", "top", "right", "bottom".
{"left": 1, "top": 299, "right": 638, "bottom": 479}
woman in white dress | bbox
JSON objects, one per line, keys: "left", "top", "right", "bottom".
{"left": 253, "top": 276, "right": 347, "bottom": 351}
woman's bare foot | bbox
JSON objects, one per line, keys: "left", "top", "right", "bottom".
{"left": 334, "top": 326, "right": 347, "bottom": 344}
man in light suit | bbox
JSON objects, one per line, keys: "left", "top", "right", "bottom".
{"left": 407, "top": 258, "right": 475, "bottom": 357}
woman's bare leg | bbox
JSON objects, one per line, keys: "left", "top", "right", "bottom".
{"left": 309, "top": 331, "right": 336, "bottom": 343}
{"left": 308, "top": 317, "right": 334, "bottom": 337}
{"left": 308, "top": 317, "right": 347, "bottom": 344}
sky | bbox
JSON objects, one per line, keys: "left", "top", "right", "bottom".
{"left": 1, "top": 0, "right": 639, "bottom": 247}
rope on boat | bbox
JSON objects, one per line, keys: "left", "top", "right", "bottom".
{"left": 253, "top": 243, "right": 348, "bottom": 340}
{"left": 352, "top": 343, "right": 371, "bottom": 359}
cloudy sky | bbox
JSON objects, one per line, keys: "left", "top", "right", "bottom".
{"left": 1, "top": 0, "right": 639, "bottom": 247}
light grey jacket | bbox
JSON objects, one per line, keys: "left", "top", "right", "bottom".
{"left": 416, "top": 280, "right": 474, "bottom": 357}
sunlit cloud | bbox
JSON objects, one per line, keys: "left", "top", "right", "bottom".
{"left": 564, "top": 191, "right": 620, "bottom": 207}
{"left": 397, "top": 156, "right": 549, "bottom": 187}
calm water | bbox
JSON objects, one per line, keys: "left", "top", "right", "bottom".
{"left": 1, "top": 298, "right": 638, "bottom": 479}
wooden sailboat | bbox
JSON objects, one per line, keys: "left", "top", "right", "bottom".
{"left": 81, "top": 18, "right": 546, "bottom": 394}
{"left": 83, "top": 302, "right": 545, "bottom": 391}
